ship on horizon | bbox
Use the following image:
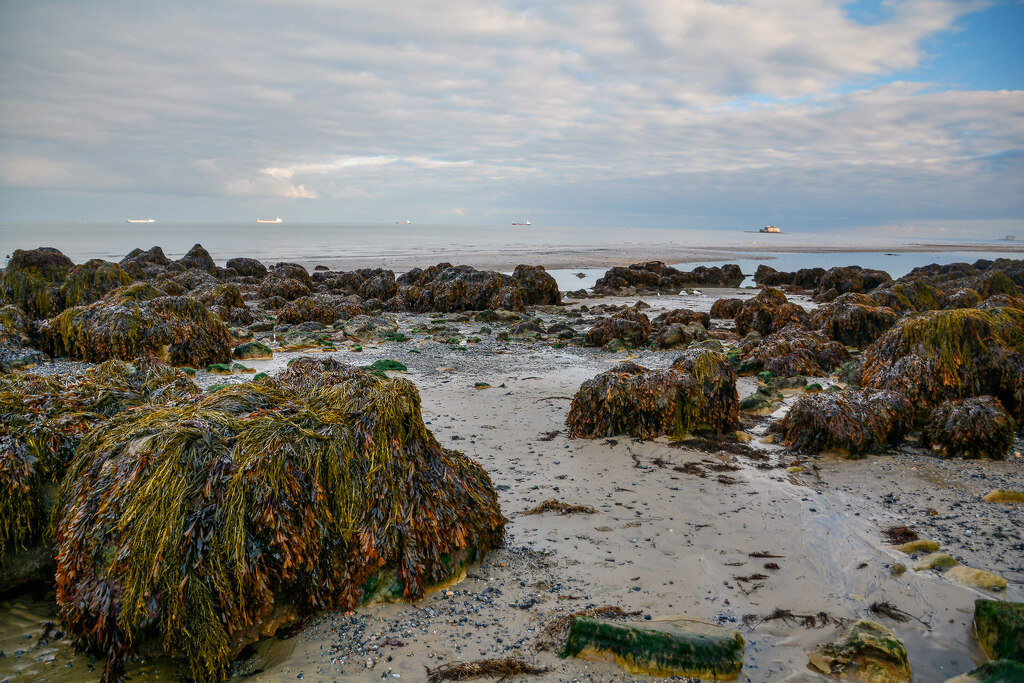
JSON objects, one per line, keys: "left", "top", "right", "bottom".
{"left": 257, "top": 217, "right": 283, "bottom": 223}
{"left": 760, "top": 225, "right": 781, "bottom": 233}
{"left": 125, "top": 218, "right": 156, "bottom": 223}
{"left": 511, "top": 221, "right": 531, "bottom": 226}
{"left": 395, "top": 220, "right": 412, "bottom": 224}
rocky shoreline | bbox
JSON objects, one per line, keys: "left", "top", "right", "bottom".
{"left": 1, "top": 246, "right": 1023, "bottom": 682}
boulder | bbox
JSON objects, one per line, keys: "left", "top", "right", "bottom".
{"left": 810, "top": 294, "right": 900, "bottom": 348}
{"left": 593, "top": 261, "right": 743, "bottom": 295}
{"left": 343, "top": 314, "right": 400, "bottom": 342}
{"left": 562, "top": 615, "right": 744, "bottom": 679}
{"left": 922, "top": 396, "right": 1016, "bottom": 459}
{"left": 277, "top": 294, "right": 340, "bottom": 325}
{"left": 808, "top": 619, "right": 910, "bottom": 682}
{"left": 0, "top": 247, "right": 74, "bottom": 319}
{"left": 60, "top": 259, "right": 134, "bottom": 309}
{"left": 813, "top": 266, "right": 892, "bottom": 301}
{"left": 974, "top": 599, "right": 1024, "bottom": 662}
{"left": 512, "top": 264, "right": 561, "bottom": 305}
{"left": 232, "top": 341, "right": 273, "bottom": 360}
{"left": 258, "top": 263, "right": 314, "bottom": 301}
{"left": 734, "top": 288, "right": 808, "bottom": 337}
{"left": 177, "top": 243, "right": 217, "bottom": 274}
{"left": 944, "top": 660, "right": 1024, "bottom": 683}
{"left": 771, "top": 389, "right": 912, "bottom": 457}
{"left": 735, "top": 324, "right": 851, "bottom": 377}
{"left": 583, "top": 307, "right": 651, "bottom": 348}
{"left": 710, "top": 297, "right": 743, "bottom": 320}
{"left": 225, "top": 257, "right": 267, "bottom": 279}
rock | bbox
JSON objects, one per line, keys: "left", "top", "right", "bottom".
{"left": 974, "top": 599, "right": 1024, "bottom": 661}
{"left": 812, "top": 266, "right": 892, "bottom": 301}
{"left": 946, "top": 567, "right": 1007, "bottom": 590}
{"left": 584, "top": 308, "right": 651, "bottom": 348}
{"left": 810, "top": 294, "right": 900, "bottom": 349}
{"left": 944, "top": 660, "right": 1024, "bottom": 683}
{"left": 894, "top": 539, "right": 940, "bottom": 554}
{"left": 772, "top": 389, "right": 912, "bottom": 457}
{"left": 808, "top": 620, "right": 910, "bottom": 682}
{"left": 710, "top": 298, "right": 743, "bottom": 319}
{"left": 225, "top": 257, "right": 268, "bottom": 279}
{"left": 60, "top": 259, "right": 134, "bottom": 309}
{"left": 277, "top": 295, "right": 341, "bottom": 325}
{"left": 258, "top": 263, "right": 314, "bottom": 301}
{"left": 232, "top": 341, "right": 273, "bottom": 360}
{"left": 357, "top": 271, "right": 398, "bottom": 301}
{"left": 913, "top": 552, "right": 960, "bottom": 571}
{"left": 177, "top": 243, "right": 217, "bottom": 274}
{"left": 754, "top": 265, "right": 827, "bottom": 290}
{"left": 593, "top": 261, "right": 743, "bottom": 295}
{"left": 734, "top": 288, "right": 808, "bottom": 337}
{"left": 0, "top": 542, "right": 55, "bottom": 596}
{"left": 0, "top": 246, "right": 75, "bottom": 319}
{"left": 512, "top": 264, "right": 561, "bottom": 305}
{"left": 735, "top": 324, "right": 851, "bottom": 377}
{"left": 983, "top": 489, "right": 1024, "bottom": 504}
{"left": 922, "top": 397, "right": 1017, "bottom": 460}
{"left": 343, "top": 314, "right": 399, "bottom": 342}
{"left": 0, "top": 304, "right": 48, "bottom": 371}
{"left": 562, "top": 615, "right": 744, "bottom": 679}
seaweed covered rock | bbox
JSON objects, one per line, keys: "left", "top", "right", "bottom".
{"left": 735, "top": 324, "right": 851, "bottom": 377}
{"left": 357, "top": 270, "right": 398, "bottom": 301}
{"left": 772, "top": 389, "right": 912, "bottom": 457}
{"left": 810, "top": 294, "right": 900, "bottom": 348}
{"left": 593, "top": 261, "right": 743, "bottom": 295}
{"left": 343, "top": 314, "right": 399, "bottom": 342}
{"left": 232, "top": 341, "right": 273, "bottom": 360}
{"left": 60, "top": 259, "right": 134, "bottom": 309}
{"left": 39, "top": 286, "right": 232, "bottom": 367}
{"left": 198, "top": 283, "right": 251, "bottom": 325}
{"left": 734, "top": 288, "right": 808, "bottom": 337}
{"left": 654, "top": 308, "right": 712, "bottom": 329}
{"left": 922, "top": 396, "right": 1016, "bottom": 459}
{"left": 277, "top": 294, "right": 340, "bottom": 325}
{"left": 859, "top": 308, "right": 1024, "bottom": 423}
{"left": 652, "top": 321, "right": 708, "bottom": 350}
{"left": 808, "top": 619, "right": 910, "bottom": 682}
{"left": 258, "top": 263, "right": 314, "bottom": 301}
{"left": 566, "top": 349, "right": 738, "bottom": 440}
{"left": 869, "top": 279, "right": 948, "bottom": 313}
{"left": 225, "top": 257, "right": 267, "bottom": 279}
{"left": 562, "top": 615, "right": 744, "bottom": 679}
{"left": 754, "top": 265, "right": 826, "bottom": 290}
{"left": 177, "top": 243, "right": 217, "bottom": 274}
{"left": 710, "top": 297, "right": 743, "bottom": 320}
{"left": 54, "top": 364, "right": 505, "bottom": 681}
{"left": 974, "top": 599, "right": 1024, "bottom": 662}
{"left": 584, "top": 307, "right": 652, "bottom": 348}
{"left": 401, "top": 265, "right": 525, "bottom": 313}
{"left": 0, "top": 247, "right": 75, "bottom": 319}
{"left": 0, "top": 304, "right": 46, "bottom": 371}
{"left": 120, "top": 246, "right": 171, "bottom": 273}
{"left": 813, "top": 266, "right": 892, "bottom": 302}
{"left": 944, "top": 660, "right": 1024, "bottom": 683}
{"left": 512, "top": 264, "right": 561, "bottom": 305}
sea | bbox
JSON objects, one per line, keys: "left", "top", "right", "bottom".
{"left": 1, "top": 222, "right": 1020, "bottom": 291}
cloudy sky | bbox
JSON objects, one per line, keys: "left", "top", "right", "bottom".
{"left": 1, "top": 0, "right": 1022, "bottom": 232}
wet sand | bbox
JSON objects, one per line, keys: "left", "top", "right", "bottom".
{"left": 2, "top": 288, "right": 1022, "bottom": 682}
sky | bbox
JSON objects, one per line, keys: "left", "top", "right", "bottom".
{"left": 0, "top": 0, "right": 1022, "bottom": 233}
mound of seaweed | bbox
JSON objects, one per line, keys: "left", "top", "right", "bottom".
{"left": 566, "top": 348, "right": 738, "bottom": 440}
{"left": 810, "top": 294, "right": 899, "bottom": 348}
{"left": 735, "top": 324, "right": 851, "bottom": 377}
{"left": 813, "top": 266, "right": 892, "bottom": 302}
{"left": 734, "top": 288, "right": 808, "bottom": 337}
{"left": 39, "top": 285, "right": 232, "bottom": 368}
{"left": 54, "top": 363, "right": 505, "bottom": 682}
{"left": 584, "top": 307, "right": 652, "bottom": 348}
{"left": 921, "top": 396, "right": 1016, "bottom": 460}
{"left": 593, "top": 261, "right": 743, "bottom": 295}
{"left": 0, "top": 247, "right": 75, "bottom": 319}
{"left": 771, "top": 389, "right": 912, "bottom": 457}
{"left": 1, "top": 360, "right": 198, "bottom": 585}
{"left": 859, "top": 308, "right": 1024, "bottom": 424}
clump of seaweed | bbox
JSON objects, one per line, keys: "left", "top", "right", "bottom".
{"left": 771, "top": 389, "right": 912, "bottom": 457}
{"left": 521, "top": 499, "right": 595, "bottom": 515}
{"left": 810, "top": 295, "right": 899, "bottom": 349}
{"left": 53, "top": 363, "right": 505, "bottom": 682}
{"left": 38, "top": 287, "right": 232, "bottom": 368}
{"left": 735, "top": 324, "right": 851, "bottom": 377}
{"left": 566, "top": 349, "right": 738, "bottom": 440}
{"left": 859, "top": 308, "right": 1024, "bottom": 424}
{"left": 535, "top": 606, "right": 642, "bottom": 652}
{"left": 921, "top": 396, "right": 1017, "bottom": 459}
{"left": 425, "top": 658, "right": 550, "bottom": 682}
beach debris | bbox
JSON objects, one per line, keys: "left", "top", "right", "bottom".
{"left": 734, "top": 288, "right": 808, "bottom": 337}
{"left": 53, "top": 363, "right": 506, "bottom": 682}
{"left": 771, "top": 388, "right": 912, "bottom": 457}
{"left": 425, "top": 658, "right": 550, "bottom": 682}
{"left": 561, "top": 614, "right": 745, "bottom": 679}
{"left": 537, "top": 430, "right": 561, "bottom": 441}
{"left": 593, "top": 261, "right": 742, "bottom": 296}
{"left": 983, "top": 488, "right": 1024, "bottom": 503}
{"left": 859, "top": 308, "right": 1024, "bottom": 424}
{"left": 922, "top": 396, "right": 1017, "bottom": 460}
{"left": 943, "top": 660, "right": 1024, "bottom": 683}
{"left": 973, "top": 599, "right": 1024, "bottom": 662}
{"left": 521, "top": 499, "right": 595, "bottom": 515}
{"left": 38, "top": 284, "right": 232, "bottom": 367}
{"left": 810, "top": 293, "right": 900, "bottom": 349}
{"left": 807, "top": 619, "right": 910, "bottom": 682}
{"left": 535, "top": 606, "right": 642, "bottom": 652}
{"left": 869, "top": 601, "right": 912, "bottom": 624}
{"left": 734, "top": 324, "right": 851, "bottom": 377}
{"left": 749, "top": 551, "right": 784, "bottom": 558}
{"left": 883, "top": 525, "right": 918, "bottom": 544}
{"left": 742, "top": 608, "right": 845, "bottom": 629}
{"left": 566, "top": 348, "right": 738, "bottom": 440}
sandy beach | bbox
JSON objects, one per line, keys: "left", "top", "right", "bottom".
{"left": 3, "top": 284, "right": 1021, "bottom": 682}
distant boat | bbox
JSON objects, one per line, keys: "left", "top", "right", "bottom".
{"left": 125, "top": 218, "right": 156, "bottom": 223}
{"left": 511, "top": 221, "right": 532, "bottom": 226}
{"left": 257, "top": 217, "right": 283, "bottom": 224}
{"left": 1004, "top": 235, "right": 1016, "bottom": 241}
{"left": 760, "top": 225, "right": 781, "bottom": 233}
{"left": 395, "top": 220, "right": 412, "bottom": 224}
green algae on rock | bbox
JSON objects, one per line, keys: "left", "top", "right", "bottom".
{"left": 771, "top": 389, "right": 912, "bottom": 457}
{"left": 808, "top": 619, "right": 910, "bottom": 682}
{"left": 561, "top": 615, "right": 744, "bottom": 679}
{"left": 983, "top": 489, "right": 1024, "bottom": 503}
{"left": 944, "top": 660, "right": 1024, "bottom": 683}
{"left": 894, "top": 539, "right": 940, "bottom": 554}
{"left": 0, "top": 247, "right": 75, "bottom": 319}
{"left": 922, "top": 396, "right": 1017, "bottom": 460}
{"left": 913, "top": 552, "right": 960, "bottom": 571}
{"left": 974, "top": 600, "right": 1024, "bottom": 662}
{"left": 232, "top": 341, "right": 273, "bottom": 360}
{"left": 945, "top": 566, "right": 1007, "bottom": 590}
{"left": 53, "top": 364, "right": 505, "bottom": 682}
{"left": 59, "top": 259, "right": 134, "bottom": 309}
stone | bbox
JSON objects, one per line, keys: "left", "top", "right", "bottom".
{"left": 913, "top": 553, "right": 960, "bottom": 571}
{"left": 808, "top": 619, "right": 910, "bottom": 682}
{"left": 232, "top": 341, "right": 273, "bottom": 360}
{"left": 343, "top": 314, "right": 399, "bottom": 342}
{"left": 974, "top": 599, "right": 1024, "bottom": 662}
{"left": 894, "top": 539, "right": 940, "bottom": 554}
{"left": 944, "top": 660, "right": 1024, "bottom": 683}
{"left": 562, "top": 615, "right": 744, "bottom": 679}
{"left": 225, "top": 257, "right": 268, "bottom": 279}
{"left": 983, "top": 489, "right": 1024, "bottom": 504}
{"left": 177, "top": 243, "right": 217, "bottom": 274}
{"left": 946, "top": 567, "right": 1007, "bottom": 591}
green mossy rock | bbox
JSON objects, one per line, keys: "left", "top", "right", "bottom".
{"left": 206, "top": 363, "right": 232, "bottom": 375}
{"left": 946, "top": 566, "right": 1007, "bottom": 590}
{"left": 913, "top": 552, "right": 960, "bottom": 571}
{"left": 944, "top": 660, "right": 1024, "bottom": 683}
{"left": 808, "top": 619, "right": 910, "bottom": 682}
{"left": 60, "top": 259, "right": 134, "bottom": 308}
{"left": 974, "top": 599, "right": 1024, "bottom": 662}
{"left": 562, "top": 615, "right": 744, "bottom": 679}
{"left": 232, "top": 341, "right": 273, "bottom": 360}
{"left": 983, "top": 489, "right": 1024, "bottom": 504}
{"left": 0, "top": 247, "right": 74, "bottom": 319}
{"left": 894, "top": 539, "right": 940, "bottom": 554}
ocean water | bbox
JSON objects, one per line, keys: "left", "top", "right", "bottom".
{"left": 0, "top": 222, "right": 1019, "bottom": 291}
